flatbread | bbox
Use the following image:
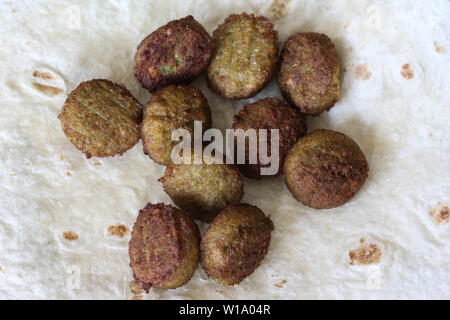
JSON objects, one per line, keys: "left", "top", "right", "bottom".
{"left": 0, "top": 0, "right": 448, "bottom": 299}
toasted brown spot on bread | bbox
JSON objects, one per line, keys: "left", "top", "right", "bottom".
{"left": 132, "top": 295, "right": 143, "bottom": 300}
{"left": 430, "top": 202, "right": 449, "bottom": 225}
{"left": 93, "top": 161, "right": 102, "bottom": 166}
{"left": 434, "top": 41, "right": 446, "bottom": 54}
{"left": 32, "top": 82, "right": 64, "bottom": 96}
{"left": 33, "top": 70, "right": 56, "bottom": 80}
{"left": 275, "top": 280, "right": 287, "bottom": 288}
{"left": 66, "top": 171, "right": 72, "bottom": 176}
{"left": 354, "top": 63, "right": 371, "bottom": 80}
{"left": 107, "top": 224, "right": 129, "bottom": 238}
{"left": 63, "top": 231, "right": 79, "bottom": 241}
{"left": 60, "top": 155, "right": 65, "bottom": 161}
{"left": 349, "top": 239, "right": 382, "bottom": 265}
{"left": 401, "top": 63, "right": 414, "bottom": 80}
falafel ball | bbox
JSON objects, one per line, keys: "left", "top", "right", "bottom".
{"left": 278, "top": 32, "right": 340, "bottom": 115}
{"left": 59, "top": 79, "right": 143, "bottom": 158}
{"left": 128, "top": 203, "right": 200, "bottom": 291}
{"left": 207, "top": 13, "right": 278, "bottom": 99}
{"left": 232, "top": 97, "right": 308, "bottom": 178}
{"left": 141, "top": 85, "right": 212, "bottom": 166}
{"left": 200, "top": 203, "right": 274, "bottom": 286}
{"left": 159, "top": 157, "right": 245, "bottom": 222}
{"left": 284, "top": 129, "right": 369, "bottom": 209}
{"left": 135, "top": 15, "right": 213, "bottom": 92}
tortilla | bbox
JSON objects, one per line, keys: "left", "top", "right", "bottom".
{"left": 0, "top": 0, "right": 448, "bottom": 299}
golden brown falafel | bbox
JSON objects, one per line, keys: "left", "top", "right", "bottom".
{"left": 135, "top": 15, "right": 213, "bottom": 92}
{"left": 159, "top": 156, "right": 245, "bottom": 222}
{"left": 284, "top": 129, "right": 369, "bottom": 209}
{"left": 278, "top": 32, "right": 340, "bottom": 115}
{"left": 59, "top": 79, "right": 143, "bottom": 158}
{"left": 232, "top": 97, "right": 308, "bottom": 178}
{"left": 128, "top": 203, "right": 200, "bottom": 291}
{"left": 141, "top": 85, "right": 212, "bottom": 166}
{"left": 207, "top": 13, "right": 278, "bottom": 99}
{"left": 200, "top": 203, "right": 274, "bottom": 286}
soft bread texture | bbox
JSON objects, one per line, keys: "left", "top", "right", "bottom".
{"left": 0, "top": 0, "right": 449, "bottom": 299}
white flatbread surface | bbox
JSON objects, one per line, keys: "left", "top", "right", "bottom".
{"left": 0, "top": 0, "right": 449, "bottom": 299}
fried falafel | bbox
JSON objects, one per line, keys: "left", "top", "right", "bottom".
{"left": 128, "top": 203, "right": 200, "bottom": 291}
{"left": 278, "top": 32, "right": 340, "bottom": 115}
{"left": 232, "top": 97, "right": 308, "bottom": 178}
{"left": 135, "top": 15, "right": 213, "bottom": 92}
{"left": 284, "top": 129, "right": 369, "bottom": 209}
{"left": 200, "top": 203, "right": 274, "bottom": 286}
{"left": 159, "top": 157, "right": 245, "bottom": 222}
{"left": 141, "top": 85, "right": 211, "bottom": 166}
{"left": 59, "top": 79, "right": 143, "bottom": 158}
{"left": 207, "top": 13, "right": 278, "bottom": 99}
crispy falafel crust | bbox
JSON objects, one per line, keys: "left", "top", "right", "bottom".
{"left": 128, "top": 203, "right": 200, "bottom": 291}
{"left": 159, "top": 162, "right": 244, "bottom": 222}
{"left": 135, "top": 15, "right": 213, "bottom": 92}
{"left": 232, "top": 97, "right": 308, "bottom": 178}
{"left": 200, "top": 203, "right": 274, "bottom": 286}
{"left": 141, "top": 85, "right": 212, "bottom": 166}
{"left": 58, "top": 79, "right": 143, "bottom": 158}
{"left": 284, "top": 129, "right": 369, "bottom": 209}
{"left": 207, "top": 13, "right": 278, "bottom": 99}
{"left": 278, "top": 32, "right": 340, "bottom": 115}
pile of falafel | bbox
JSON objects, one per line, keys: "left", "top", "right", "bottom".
{"left": 58, "top": 13, "right": 369, "bottom": 291}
